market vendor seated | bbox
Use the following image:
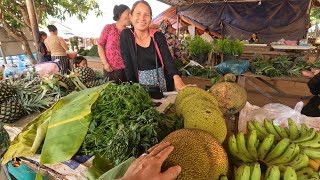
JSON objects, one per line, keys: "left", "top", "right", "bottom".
{"left": 249, "top": 33, "right": 259, "bottom": 43}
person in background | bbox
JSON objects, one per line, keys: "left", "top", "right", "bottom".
{"left": 120, "top": 0, "right": 186, "bottom": 92}
{"left": 159, "top": 19, "right": 187, "bottom": 64}
{"left": 98, "top": 4, "right": 131, "bottom": 84}
{"left": 38, "top": 31, "right": 51, "bottom": 63}
{"left": 200, "top": 28, "right": 213, "bottom": 43}
{"left": 73, "top": 56, "right": 88, "bottom": 68}
{"left": 44, "top": 25, "right": 70, "bottom": 74}
{"left": 249, "top": 33, "right": 259, "bottom": 43}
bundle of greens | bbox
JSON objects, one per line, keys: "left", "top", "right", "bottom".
{"left": 180, "top": 66, "right": 218, "bottom": 79}
{"left": 80, "top": 83, "right": 182, "bottom": 165}
{"left": 250, "top": 54, "right": 309, "bottom": 77}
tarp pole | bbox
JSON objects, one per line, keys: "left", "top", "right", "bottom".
{"left": 26, "top": 0, "right": 40, "bottom": 62}
{"left": 176, "top": 15, "right": 180, "bottom": 37}
{"left": 0, "top": 42, "right": 8, "bottom": 64}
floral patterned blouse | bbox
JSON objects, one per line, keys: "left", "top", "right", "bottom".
{"left": 98, "top": 23, "right": 125, "bottom": 70}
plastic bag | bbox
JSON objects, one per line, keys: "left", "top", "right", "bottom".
{"left": 35, "top": 62, "right": 60, "bottom": 78}
{"left": 214, "top": 60, "right": 249, "bottom": 75}
{"left": 250, "top": 101, "right": 305, "bottom": 128}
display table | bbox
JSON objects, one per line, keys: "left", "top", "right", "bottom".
{"left": 271, "top": 45, "right": 317, "bottom": 51}
{"left": 237, "top": 72, "right": 312, "bottom": 104}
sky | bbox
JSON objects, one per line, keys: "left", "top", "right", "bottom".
{"left": 47, "top": 0, "right": 169, "bottom": 38}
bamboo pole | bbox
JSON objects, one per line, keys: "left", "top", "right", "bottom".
{"left": 26, "top": 0, "right": 40, "bottom": 62}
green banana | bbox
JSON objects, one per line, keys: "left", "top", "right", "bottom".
{"left": 288, "top": 118, "right": 300, "bottom": 140}
{"left": 254, "top": 139, "right": 260, "bottom": 149}
{"left": 301, "top": 148, "right": 320, "bottom": 159}
{"left": 250, "top": 163, "right": 261, "bottom": 180}
{"left": 278, "top": 153, "right": 309, "bottom": 171}
{"left": 265, "top": 166, "right": 280, "bottom": 180}
{"left": 274, "top": 125, "right": 289, "bottom": 138}
{"left": 248, "top": 121, "right": 265, "bottom": 140}
{"left": 283, "top": 166, "right": 297, "bottom": 180}
{"left": 296, "top": 167, "right": 314, "bottom": 178}
{"left": 268, "top": 143, "right": 300, "bottom": 164}
{"left": 237, "top": 132, "right": 255, "bottom": 160}
{"left": 253, "top": 120, "right": 269, "bottom": 137}
{"left": 235, "top": 164, "right": 251, "bottom": 180}
{"left": 285, "top": 127, "right": 290, "bottom": 136}
{"left": 297, "top": 133, "right": 320, "bottom": 148}
{"left": 264, "top": 119, "right": 281, "bottom": 141}
{"left": 247, "top": 130, "right": 258, "bottom": 159}
{"left": 258, "top": 134, "right": 275, "bottom": 160}
{"left": 300, "top": 123, "right": 309, "bottom": 137}
{"left": 264, "top": 138, "right": 290, "bottom": 162}
{"left": 228, "top": 135, "right": 253, "bottom": 163}
{"left": 293, "top": 128, "right": 316, "bottom": 143}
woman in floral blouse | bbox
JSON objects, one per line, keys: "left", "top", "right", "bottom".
{"left": 98, "top": 4, "right": 131, "bottom": 84}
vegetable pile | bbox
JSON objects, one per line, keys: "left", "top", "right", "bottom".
{"left": 80, "top": 83, "right": 182, "bottom": 165}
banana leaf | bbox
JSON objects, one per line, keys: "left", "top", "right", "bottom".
{"left": 2, "top": 85, "right": 106, "bottom": 165}
{"left": 40, "top": 85, "right": 106, "bottom": 164}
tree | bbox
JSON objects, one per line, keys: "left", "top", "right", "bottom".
{"left": 0, "top": 0, "right": 102, "bottom": 64}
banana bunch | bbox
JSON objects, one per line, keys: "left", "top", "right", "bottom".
{"left": 308, "top": 159, "right": 320, "bottom": 171}
{"left": 235, "top": 163, "right": 260, "bottom": 180}
{"left": 296, "top": 167, "right": 320, "bottom": 179}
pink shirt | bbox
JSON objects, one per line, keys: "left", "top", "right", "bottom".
{"left": 98, "top": 23, "right": 125, "bottom": 70}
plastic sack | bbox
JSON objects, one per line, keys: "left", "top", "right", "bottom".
{"left": 250, "top": 101, "right": 305, "bottom": 127}
{"left": 3, "top": 64, "right": 19, "bottom": 77}
{"left": 35, "top": 62, "right": 60, "bottom": 78}
{"left": 214, "top": 60, "right": 249, "bottom": 75}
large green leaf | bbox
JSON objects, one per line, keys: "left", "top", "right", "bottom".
{"left": 2, "top": 106, "right": 53, "bottom": 164}
{"left": 40, "top": 85, "right": 106, "bottom": 164}
{"left": 86, "top": 155, "right": 114, "bottom": 180}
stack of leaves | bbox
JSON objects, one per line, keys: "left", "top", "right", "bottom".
{"left": 80, "top": 83, "right": 182, "bottom": 165}
{"left": 250, "top": 54, "right": 310, "bottom": 77}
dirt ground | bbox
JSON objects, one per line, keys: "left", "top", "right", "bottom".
{"left": 86, "top": 57, "right": 313, "bottom": 108}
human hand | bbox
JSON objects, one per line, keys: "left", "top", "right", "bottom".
{"left": 173, "top": 75, "right": 186, "bottom": 92}
{"left": 103, "top": 63, "right": 113, "bottom": 72}
{"left": 119, "top": 142, "right": 181, "bottom": 180}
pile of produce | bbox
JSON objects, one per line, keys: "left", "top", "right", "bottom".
{"left": 175, "top": 86, "right": 227, "bottom": 143}
{"left": 250, "top": 54, "right": 310, "bottom": 77}
{"left": 80, "top": 83, "right": 182, "bottom": 165}
{"left": 161, "top": 128, "right": 229, "bottom": 180}
{"left": 209, "top": 74, "right": 247, "bottom": 116}
{"left": 229, "top": 118, "right": 320, "bottom": 179}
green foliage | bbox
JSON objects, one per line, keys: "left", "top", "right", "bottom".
{"left": 213, "top": 37, "right": 244, "bottom": 56}
{"left": 87, "top": 45, "right": 99, "bottom": 57}
{"left": 180, "top": 66, "right": 218, "bottom": 79}
{"left": 187, "top": 36, "right": 213, "bottom": 56}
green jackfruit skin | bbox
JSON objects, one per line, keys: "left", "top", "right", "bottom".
{"left": 161, "top": 128, "right": 229, "bottom": 180}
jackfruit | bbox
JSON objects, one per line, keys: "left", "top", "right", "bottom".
{"left": 209, "top": 81, "right": 247, "bottom": 116}
{"left": 161, "top": 128, "right": 229, "bottom": 180}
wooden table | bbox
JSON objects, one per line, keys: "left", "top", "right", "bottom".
{"left": 237, "top": 72, "right": 312, "bottom": 104}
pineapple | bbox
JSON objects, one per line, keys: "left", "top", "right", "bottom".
{"left": 0, "top": 98, "right": 25, "bottom": 123}
{"left": 54, "top": 74, "right": 76, "bottom": 91}
{"left": 84, "top": 79, "right": 106, "bottom": 88}
{"left": 0, "top": 123, "right": 10, "bottom": 158}
{"left": 74, "top": 67, "right": 96, "bottom": 83}
{"left": 0, "top": 82, "right": 17, "bottom": 103}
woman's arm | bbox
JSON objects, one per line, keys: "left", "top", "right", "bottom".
{"left": 59, "top": 37, "right": 69, "bottom": 51}
{"left": 97, "top": 25, "right": 113, "bottom": 72}
{"left": 120, "top": 30, "right": 136, "bottom": 82}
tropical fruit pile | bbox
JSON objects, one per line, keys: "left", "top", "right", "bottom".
{"left": 229, "top": 118, "right": 320, "bottom": 179}
{"left": 175, "top": 86, "right": 227, "bottom": 143}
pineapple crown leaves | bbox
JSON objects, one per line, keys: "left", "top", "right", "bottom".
{"left": 19, "top": 93, "right": 54, "bottom": 114}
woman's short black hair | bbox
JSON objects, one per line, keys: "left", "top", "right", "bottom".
{"left": 47, "top": 25, "right": 57, "bottom": 32}
{"left": 113, "top": 4, "right": 129, "bottom": 21}
{"left": 131, "top": 0, "right": 152, "bottom": 17}
{"left": 74, "top": 56, "right": 87, "bottom": 66}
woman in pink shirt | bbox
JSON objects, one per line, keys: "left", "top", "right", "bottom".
{"left": 98, "top": 4, "right": 131, "bottom": 83}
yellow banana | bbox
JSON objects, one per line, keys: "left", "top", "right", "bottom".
{"left": 297, "top": 133, "right": 320, "bottom": 148}
{"left": 237, "top": 132, "right": 255, "bottom": 160}
{"left": 228, "top": 135, "right": 253, "bottom": 163}
{"left": 301, "top": 148, "right": 320, "bottom": 159}
{"left": 274, "top": 125, "right": 289, "bottom": 138}
{"left": 283, "top": 166, "right": 297, "bottom": 180}
{"left": 308, "top": 159, "right": 320, "bottom": 171}
{"left": 265, "top": 166, "right": 280, "bottom": 180}
{"left": 288, "top": 118, "right": 299, "bottom": 140}
{"left": 258, "top": 134, "right": 275, "bottom": 160}
{"left": 293, "top": 128, "right": 316, "bottom": 143}
{"left": 247, "top": 130, "right": 258, "bottom": 159}
{"left": 250, "top": 163, "right": 261, "bottom": 180}
{"left": 235, "top": 164, "right": 251, "bottom": 180}
{"left": 314, "top": 159, "right": 320, "bottom": 164}
{"left": 268, "top": 143, "right": 300, "bottom": 165}
{"left": 300, "top": 123, "right": 309, "bottom": 137}
{"left": 296, "top": 167, "right": 314, "bottom": 179}
{"left": 264, "top": 138, "right": 290, "bottom": 162}
{"left": 264, "top": 119, "right": 281, "bottom": 141}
